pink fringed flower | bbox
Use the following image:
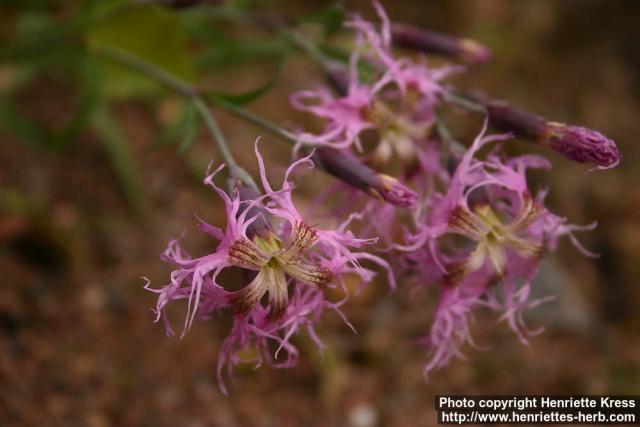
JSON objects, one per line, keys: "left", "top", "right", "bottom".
{"left": 290, "top": 0, "right": 454, "bottom": 164}
{"left": 397, "top": 121, "right": 596, "bottom": 377}
{"left": 146, "top": 141, "right": 394, "bottom": 393}
{"left": 347, "top": 0, "right": 459, "bottom": 101}
{"left": 290, "top": 65, "right": 381, "bottom": 151}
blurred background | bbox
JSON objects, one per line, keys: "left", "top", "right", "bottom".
{"left": 1, "top": 0, "right": 639, "bottom": 426}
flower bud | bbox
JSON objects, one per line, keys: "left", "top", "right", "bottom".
{"left": 313, "top": 148, "right": 417, "bottom": 208}
{"left": 465, "top": 93, "right": 621, "bottom": 169}
{"left": 391, "top": 23, "right": 492, "bottom": 64}
{"left": 543, "top": 123, "right": 620, "bottom": 169}
{"left": 375, "top": 174, "right": 418, "bottom": 208}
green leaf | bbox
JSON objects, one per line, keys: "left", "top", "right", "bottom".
{"left": 87, "top": 4, "right": 196, "bottom": 98}
{"left": 177, "top": 100, "right": 199, "bottom": 153}
{"left": 207, "top": 67, "right": 280, "bottom": 106}
{"left": 91, "top": 106, "right": 148, "bottom": 212}
{"left": 53, "top": 57, "right": 102, "bottom": 147}
{"left": 196, "top": 38, "right": 285, "bottom": 69}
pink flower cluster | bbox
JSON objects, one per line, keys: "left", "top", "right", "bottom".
{"left": 147, "top": 1, "right": 620, "bottom": 392}
{"left": 288, "top": 1, "right": 616, "bottom": 379}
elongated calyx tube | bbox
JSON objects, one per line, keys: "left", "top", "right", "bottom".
{"left": 391, "top": 23, "right": 492, "bottom": 64}
{"left": 464, "top": 93, "right": 621, "bottom": 169}
{"left": 313, "top": 148, "right": 417, "bottom": 208}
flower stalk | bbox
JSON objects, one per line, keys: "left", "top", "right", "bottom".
{"left": 95, "top": 45, "right": 258, "bottom": 189}
{"left": 453, "top": 92, "right": 621, "bottom": 169}
{"left": 282, "top": 30, "right": 351, "bottom": 96}
{"left": 96, "top": 44, "right": 414, "bottom": 207}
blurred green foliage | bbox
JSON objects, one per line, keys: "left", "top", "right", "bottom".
{"left": 1, "top": 0, "right": 346, "bottom": 143}
{"left": 87, "top": 4, "right": 196, "bottom": 97}
{"left": 0, "top": 0, "right": 345, "bottom": 209}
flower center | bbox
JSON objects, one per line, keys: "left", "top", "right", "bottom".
{"left": 363, "top": 100, "right": 428, "bottom": 165}
{"left": 447, "top": 203, "right": 543, "bottom": 280}
{"left": 228, "top": 224, "right": 334, "bottom": 319}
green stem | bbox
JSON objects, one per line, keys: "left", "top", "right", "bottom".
{"left": 447, "top": 93, "right": 486, "bottom": 114}
{"left": 435, "top": 117, "right": 465, "bottom": 157}
{"left": 279, "top": 28, "right": 351, "bottom": 83}
{"left": 279, "top": 28, "right": 333, "bottom": 68}
{"left": 97, "top": 45, "right": 195, "bottom": 97}
{"left": 207, "top": 95, "right": 299, "bottom": 145}
{"left": 192, "top": 98, "right": 257, "bottom": 188}
{"left": 95, "top": 45, "right": 257, "bottom": 189}
{"left": 95, "top": 44, "right": 320, "bottom": 172}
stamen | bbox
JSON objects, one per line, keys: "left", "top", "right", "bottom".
{"left": 267, "top": 268, "right": 289, "bottom": 320}
{"left": 228, "top": 267, "right": 271, "bottom": 315}
{"left": 279, "top": 221, "right": 319, "bottom": 261}
{"left": 282, "top": 261, "right": 333, "bottom": 288}
{"left": 228, "top": 238, "right": 269, "bottom": 270}
{"left": 228, "top": 265, "right": 290, "bottom": 320}
{"left": 448, "top": 205, "right": 488, "bottom": 237}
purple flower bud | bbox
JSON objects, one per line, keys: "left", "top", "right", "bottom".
{"left": 464, "top": 93, "right": 621, "bottom": 169}
{"left": 375, "top": 174, "right": 419, "bottom": 208}
{"left": 391, "top": 23, "right": 492, "bottom": 64}
{"left": 456, "top": 39, "right": 493, "bottom": 64}
{"left": 543, "top": 122, "right": 621, "bottom": 169}
{"left": 313, "top": 148, "right": 417, "bottom": 208}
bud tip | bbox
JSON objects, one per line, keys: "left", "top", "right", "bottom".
{"left": 544, "top": 123, "right": 621, "bottom": 170}
{"left": 376, "top": 174, "right": 418, "bottom": 208}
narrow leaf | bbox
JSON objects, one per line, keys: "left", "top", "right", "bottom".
{"left": 178, "top": 100, "right": 199, "bottom": 153}
{"left": 91, "top": 106, "right": 148, "bottom": 212}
